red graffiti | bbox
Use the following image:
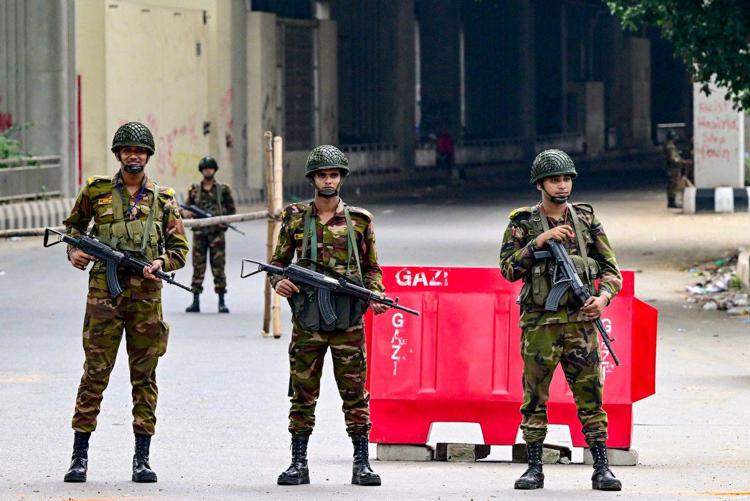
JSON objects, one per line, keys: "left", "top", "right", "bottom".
{"left": 0, "top": 112, "right": 12, "bottom": 133}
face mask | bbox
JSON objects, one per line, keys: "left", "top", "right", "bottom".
{"left": 123, "top": 163, "right": 144, "bottom": 174}
{"left": 318, "top": 187, "right": 338, "bottom": 198}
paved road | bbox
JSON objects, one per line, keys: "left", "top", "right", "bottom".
{"left": 1, "top": 182, "right": 749, "bottom": 500}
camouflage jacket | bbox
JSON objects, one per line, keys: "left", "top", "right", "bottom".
{"left": 186, "top": 181, "right": 236, "bottom": 232}
{"left": 270, "top": 199, "right": 384, "bottom": 293}
{"left": 63, "top": 172, "right": 189, "bottom": 299}
{"left": 499, "top": 202, "right": 622, "bottom": 327}
{"left": 663, "top": 141, "right": 688, "bottom": 170}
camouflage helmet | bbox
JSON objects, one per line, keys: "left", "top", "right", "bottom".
{"left": 529, "top": 149, "right": 577, "bottom": 184}
{"left": 305, "top": 145, "right": 350, "bottom": 177}
{"left": 111, "top": 122, "right": 155, "bottom": 155}
{"left": 198, "top": 156, "right": 219, "bottom": 171}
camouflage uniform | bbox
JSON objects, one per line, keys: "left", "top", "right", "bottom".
{"left": 186, "top": 182, "right": 236, "bottom": 294}
{"left": 499, "top": 203, "right": 622, "bottom": 445}
{"left": 270, "top": 199, "right": 383, "bottom": 437}
{"left": 664, "top": 140, "right": 688, "bottom": 202}
{"left": 64, "top": 172, "right": 189, "bottom": 436}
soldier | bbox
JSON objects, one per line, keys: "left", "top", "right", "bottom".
{"left": 663, "top": 130, "right": 692, "bottom": 208}
{"left": 182, "top": 156, "right": 236, "bottom": 313}
{"left": 499, "top": 149, "right": 623, "bottom": 491}
{"left": 270, "top": 145, "right": 386, "bottom": 487}
{"left": 62, "top": 122, "right": 189, "bottom": 483}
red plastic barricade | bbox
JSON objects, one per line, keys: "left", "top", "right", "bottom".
{"left": 364, "top": 267, "right": 657, "bottom": 449}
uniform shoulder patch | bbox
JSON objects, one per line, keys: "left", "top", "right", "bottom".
{"left": 158, "top": 186, "right": 176, "bottom": 199}
{"left": 281, "top": 202, "right": 307, "bottom": 222}
{"left": 86, "top": 175, "right": 110, "bottom": 187}
{"left": 572, "top": 203, "right": 594, "bottom": 214}
{"left": 346, "top": 205, "right": 373, "bottom": 222}
{"left": 508, "top": 206, "right": 533, "bottom": 221}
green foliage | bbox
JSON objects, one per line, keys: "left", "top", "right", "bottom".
{"left": 607, "top": 0, "right": 750, "bottom": 110}
{"left": 0, "top": 123, "right": 33, "bottom": 166}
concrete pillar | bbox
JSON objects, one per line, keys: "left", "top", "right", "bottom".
{"left": 228, "top": 0, "right": 248, "bottom": 192}
{"left": 618, "top": 37, "right": 652, "bottom": 149}
{"left": 246, "top": 11, "right": 279, "bottom": 192}
{"left": 520, "top": 0, "right": 536, "bottom": 160}
{"left": 1, "top": 0, "right": 76, "bottom": 196}
{"left": 317, "top": 19, "right": 338, "bottom": 145}
{"left": 381, "top": 0, "right": 416, "bottom": 170}
{"left": 575, "top": 82, "right": 605, "bottom": 157}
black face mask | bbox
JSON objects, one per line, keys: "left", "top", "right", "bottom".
{"left": 123, "top": 163, "right": 144, "bottom": 174}
{"left": 543, "top": 188, "right": 569, "bottom": 205}
{"left": 318, "top": 187, "right": 338, "bottom": 198}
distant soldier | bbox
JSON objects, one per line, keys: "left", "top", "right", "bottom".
{"left": 182, "top": 156, "right": 236, "bottom": 313}
{"left": 62, "top": 122, "right": 189, "bottom": 483}
{"left": 500, "top": 149, "right": 623, "bottom": 491}
{"left": 663, "top": 130, "right": 692, "bottom": 208}
{"left": 270, "top": 145, "right": 386, "bottom": 487}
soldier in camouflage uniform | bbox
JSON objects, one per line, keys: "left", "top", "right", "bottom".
{"left": 270, "top": 145, "right": 385, "bottom": 487}
{"left": 62, "top": 122, "right": 189, "bottom": 484}
{"left": 499, "top": 149, "right": 623, "bottom": 491}
{"left": 182, "top": 156, "right": 236, "bottom": 313}
{"left": 663, "top": 130, "right": 692, "bottom": 208}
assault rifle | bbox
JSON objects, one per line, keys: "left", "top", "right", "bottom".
{"left": 533, "top": 239, "right": 620, "bottom": 366}
{"left": 44, "top": 227, "right": 192, "bottom": 298}
{"left": 241, "top": 259, "right": 420, "bottom": 324}
{"left": 180, "top": 204, "right": 245, "bottom": 235}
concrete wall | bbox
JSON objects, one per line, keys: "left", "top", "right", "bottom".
{"left": 569, "top": 82, "right": 605, "bottom": 157}
{"left": 246, "top": 11, "right": 279, "bottom": 193}
{"left": 1, "top": 0, "right": 76, "bottom": 196}
{"left": 619, "top": 37, "right": 652, "bottom": 149}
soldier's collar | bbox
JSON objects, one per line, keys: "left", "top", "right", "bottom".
{"left": 112, "top": 171, "right": 154, "bottom": 192}
{"left": 310, "top": 198, "right": 345, "bottom": 215}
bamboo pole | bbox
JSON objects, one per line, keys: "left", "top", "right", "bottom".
{"left": 261, "top": 131, "right": 275, "bottom": 337}
{"left": 0, "top": 211, "right": 270, "bottom": 239}
{"left": 271, "top": 135, "right": 284, "bottom": 338}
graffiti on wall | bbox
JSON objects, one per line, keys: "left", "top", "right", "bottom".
{"left": 0, "top": 95, "right": 13, "bottom": 133}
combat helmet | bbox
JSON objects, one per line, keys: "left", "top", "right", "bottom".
{"left": 111, "top": 122, "right": 155, "bottom": 155}
{"left": 529, "top": 149, "right": 577, "bottom": 184}
{"left": 305, "top": 145, "right": 350, "bottom": 177}
{"left": 198, "top": 156, "right": 219, "bottom": 171}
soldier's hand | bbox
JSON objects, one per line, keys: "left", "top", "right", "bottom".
{"left": 143, "top": 259, "right": 164, "bottom": 281}
{"left": 275, "top": 279, "right": 300, "bottom": 298}
{"left": 581, "top": 295, "right": 608, "bottom": 320}
{"left": 69, "top": 249, "right": 96, "bottom": 270}
{"left": 535, "top": 225, "right": 575, "bottom": 248}
{"left": 371, "top": 302, "right": 389, "bottom": 315}
{"left": 180, "top": 210, "right": 195, "bottom": 219}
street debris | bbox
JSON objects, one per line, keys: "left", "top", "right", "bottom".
{"left": 684, "top": 251, "right": 749, "bottom": 319}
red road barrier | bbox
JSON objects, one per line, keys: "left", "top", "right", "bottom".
{"left": 364, "top": 266, "right": 657, "bottom": 449}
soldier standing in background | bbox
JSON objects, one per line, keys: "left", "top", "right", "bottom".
{"left": 663, "top": 130, "right": 692, "bottom": 208}
{"left": 499, "top": 149, "right": 623, "bottom": 492}
{"left": 182, "top": 156, "right": 236, "bottom": 313}
{"left": 270, "top": 145, "right": 386, "bottom": 487}
{"left": 62, "top": 122, "right": 189, "bottom": 483}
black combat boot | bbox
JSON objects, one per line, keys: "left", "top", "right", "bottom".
{"left": 277, "top": 435, "right": 310, "bottom": 485}
{"left": 514, "top": 442, "right": 544, "bottom": 489}
{"left": 63, "top": 431, "right": 90, "bottom": 482}
{"left": 351, "top": 435, "right": 381, "bottom": 486}
{"left": 590, "top": 442, "right": 622, "bottom": 491}
{"left": 667, "top": 195, "right": 678, "bottom": 208}
{"left": 132, "top": 433, "right": 157, "bottom": 483}
{"left": 218, "top": 293, "right": 229, "bottom": 313}
{"left": 185, "top": 293, "right": 200, "bottom": 313}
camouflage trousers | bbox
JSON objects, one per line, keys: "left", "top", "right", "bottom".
{"left": 288, "top": 325, "right": 371, "bottom": 437}
{"left": 191, "top": 229, "right": 226, "bottom": 294}
{"left": 520, "top": 322, "right": 607, "bottom": 446}
{"left": 72, "top": 291, "right": 169, "bottom": 436}
{"left": 666, "top": 165, "right": 682, "bottom": 199}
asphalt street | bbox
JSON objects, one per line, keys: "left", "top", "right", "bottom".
{"left": 1, "top": 180, "right": 749, "bottom": 500}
